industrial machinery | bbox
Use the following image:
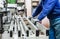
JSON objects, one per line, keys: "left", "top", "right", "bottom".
{"left": 1, "top": 4, "right": 49, "bottom": 39}
{"left": 0, "top": 0, "right": 49, "bottom": 39}
{"left": 0, "top": 0, "right": 8, "bottom": 39}
{"left": 2, "top": 11, "right": 49, "bottom": 39}
{"left": 2, "top": 15, "right": 49, "bottom": 39}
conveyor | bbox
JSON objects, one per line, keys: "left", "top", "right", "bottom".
{"left": 22, "top": 17, "right": 39, "bottom": 37}
{"left": 2, "top": 14, "right": 49, "bottom": 39}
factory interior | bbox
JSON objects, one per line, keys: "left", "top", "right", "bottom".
{"left": 0, "top": 0, "right": 50, "bottom": 39}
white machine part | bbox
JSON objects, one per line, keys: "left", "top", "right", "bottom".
{"left": 0, "top": 0, "right": 4, "bottom": 8}
{"left": 17, "top": 7, "right": 22, "bottom": 10}
{"left": 7, "top": 4, "right": 17, "bottom": 8}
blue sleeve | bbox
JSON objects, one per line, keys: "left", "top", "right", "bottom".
{"left": 38, "top": 0, "right": 56, "bottom": 21}
{"left": 32, "top": 2, "right": 42, "bottom": 17}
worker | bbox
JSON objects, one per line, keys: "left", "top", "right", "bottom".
{"left": 32, "top": 0, "right": 60, "bottom": 39}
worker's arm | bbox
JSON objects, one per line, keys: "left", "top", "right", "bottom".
{"left": 38, "top": 0, "right": 56, "bottom": 21}
{"left": 32, "top": 1, "right": 42, "bottom": 17}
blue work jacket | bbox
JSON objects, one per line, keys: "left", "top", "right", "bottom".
{"left": 32, "top": 0, "right": 60, "bottom": 21}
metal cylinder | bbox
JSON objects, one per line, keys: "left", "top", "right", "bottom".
{"left": 0, "top": 13, "right": 4, "bottom": 34}
{"left": 0, "top": 13, "right": 3, "bottom": 39}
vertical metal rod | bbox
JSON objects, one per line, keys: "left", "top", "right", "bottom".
{"left": 0, "top": 13, "right": 3, "bottom": 39}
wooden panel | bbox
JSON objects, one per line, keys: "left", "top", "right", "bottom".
{"left": 25, "top": 0, "right": 32, "bottom": 17}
